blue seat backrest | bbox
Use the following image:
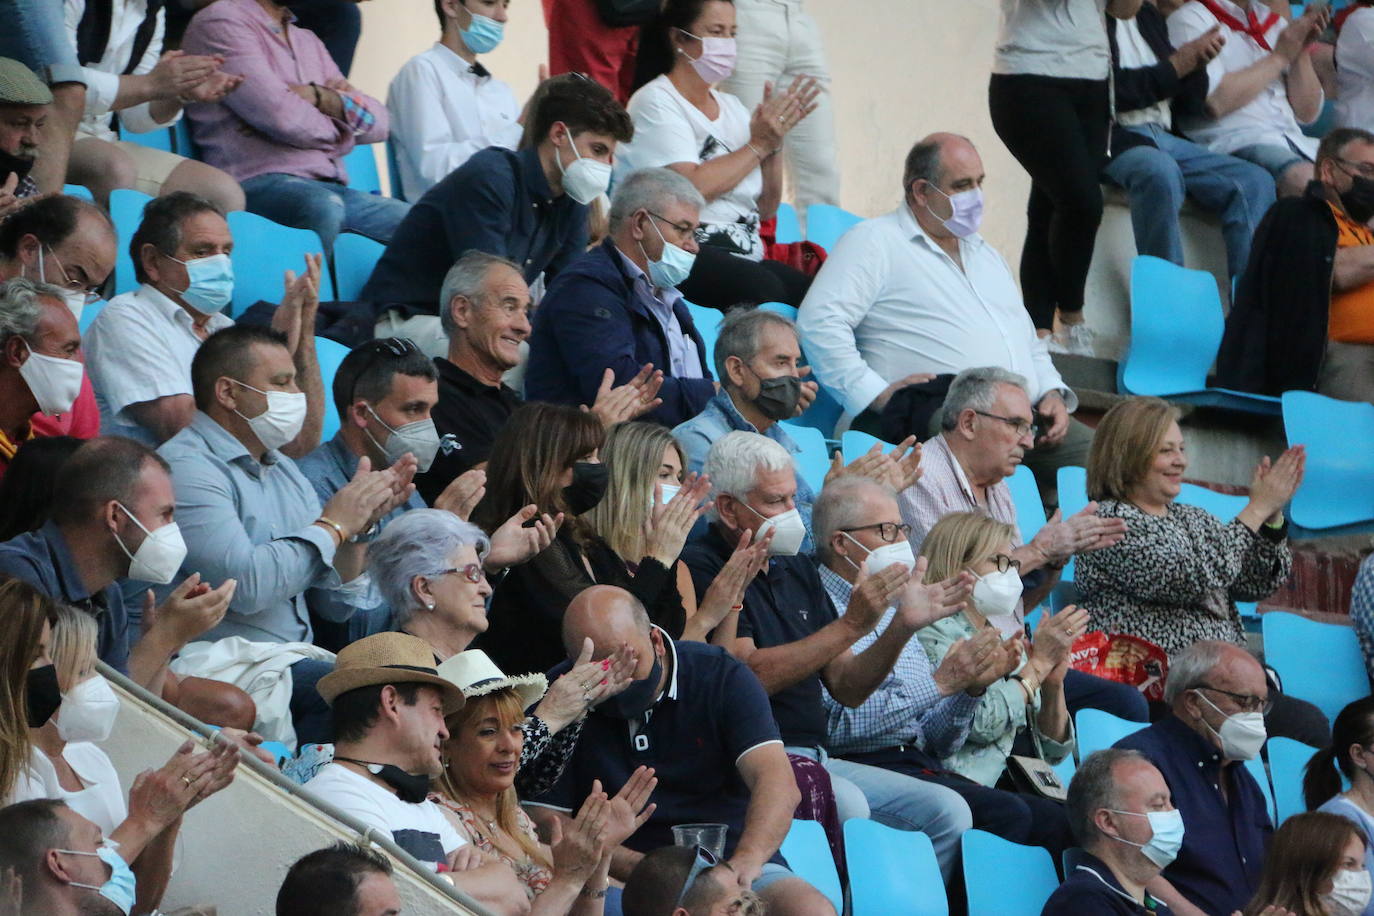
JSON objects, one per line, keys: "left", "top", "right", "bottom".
{"left": 686, "top": 302, "right": 723, "bottom": 373}
{"left": 225, "top": 211, "right": 335, "bottom": 318}
{"left": 845, "top": 820, "right": 948, "bottom": 916}
{"left": 778, "top": 820, "right": 842, "bottom": 912}
{"left": 775, "top": 202, "right": 802, "bottom": 244}
{"left": 342, "top": 144, "right": 381, "bottom": 195}
{"left": 963, "top": 829, "right": 1059, "bottom": 916}
{"left": 840, "top": 429, "right": 895, "bottom": 464}
{"left": 332, "top": 233, "right": 385, "bottom": 301}
{"left": 805, "top": 203, "right": 862, "bottom": 250}
{"left": 1123, "top": 255, "right": 1224, "bottom": 396}
{"left": 316, "top": 336, "right": 352, "bottom": 440}
{"left": 1262, "top": 610, "right": 1369, "bottom": 723}
{"left": 1282, "top": 391, "right": 1374, "bottom": 531}
{"left": 117, "top": 120, "right": 173, "bottom": 153}
{"left": 783, "top": 423, "right": 832, "bottom": 495}
{"left": 1008, "top": 465, "right": 1047, "bottom": 542}
{"left": 110, "top": 189, "right": 154, "bottom": 295}
{"left": 1269, "top": 736, "right": 1320, "bottom": 824}
{"left": 1078, "top": 708, "right": 1147, "bottom": 758}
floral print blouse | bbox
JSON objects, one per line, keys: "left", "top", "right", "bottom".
{"left": 434, "top": 795, "right": 552, "bottom": 899}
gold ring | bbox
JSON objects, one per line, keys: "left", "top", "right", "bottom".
{"left": 182, "top": 776, "right": 193, "bottom": 786}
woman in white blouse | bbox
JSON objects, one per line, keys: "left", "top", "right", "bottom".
{"left": 617, "top": 0, "right": 821, "bottom": 309}
{"left": 16, "top": 605, "right": 238, "bottom": 915}
{"left": 388, "top": 0, "right": 525, "bottom": 201}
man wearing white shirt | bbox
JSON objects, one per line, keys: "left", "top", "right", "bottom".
{"left": 1166, "top": 0, "right": 1329, "bottom": 197}
{"left": 62, "top": 0, "right": 244, "bottom": 211}
{"left": 797, "top": 133, "right": 1090, "bottom": 495}
{"left": 387, "top": 0, "right": 524, "bottom": 202}
{"left": 85, "top": 191, "right": 323, "bottom": 452}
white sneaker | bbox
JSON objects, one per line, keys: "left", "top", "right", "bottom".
{"left": 1050, "top": 323, "right": 1095, "bottom": 356}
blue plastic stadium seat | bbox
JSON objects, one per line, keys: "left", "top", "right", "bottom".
{"left": 1077, "top": 708, "right": 1147, "bottom": 758}
{"left": 840, "top": 429, "right": 896, "bottom": 464}
{"left": 1055, "top": 465, "right": 1089, "bottom": 581}
{"left": 778, "top": 820, "right": 842, "bottom": 913}
{"left": 1269, "top": 736, "right": 1319, "bottom": 824}
{"left": 117, "top": 120, "right": 173, "bottom": 153}
{"left": 963, "top": 829, "right": 1059, "bottom": 916}
{"left": 172, "top": 118, "right": 199, "bottom": 159}
{"left": 775, "top": 202, "right": 802, "bottom": 244}
{"left": 1245, "top": 755, "right": 1278, "bottom": 825}
{"left": 62, "top": 184, "right": 93, "bottom": 200}
{"left": 1262, "top": 610, "right": 1368, "bottom": 723}
{"left": 385, "top": 139, "right": 406, "bottom": 201}
{"left": 686, "top": 302, "right": 723, "bottom": 370}
{"left": 316, "top": 336, "right": 351, "bottom": 440}
{"left": 110, "top": 189, "right": 154, "bottom": 295}
{"left": 805, "top": 204, "right": 862, "bottom": 250}
{"left": 783, "top": 423, "right": 832, "bottom": 495}
{"left": 332, "top": 233, "right": 385, "bottom": 301}
{"left": 757, "top": 301, "right": 798, "bottom": 322}
{"left": 1121, "top": 256, "right": 1280, "bottom": 415}
{"left": 79, "top": 298, "right": 108, "bottom": 334}
{"left": 845, "top": 820, "right": 947, "bottom": 916}
{"left": 342, "top": 144, "right": 382, "bottom": 195}
{"left": 1282, "top": 391, "right": 1374, "bottom": 534}
{"left": 1008, "top": 465, "right": 1047, "bottom": 543}
{"left": 794, "top": 381, "right": 843, "bottom": 440}
{"left": 225, "top": 211, "right": 334, "bottom": 318}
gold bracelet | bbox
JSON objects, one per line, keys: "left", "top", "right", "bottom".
{"left": 746, "top": 141, "right": 767, "bottom": 162}
{"left": 315, "top": 516, "right": 346, "bottom": 545}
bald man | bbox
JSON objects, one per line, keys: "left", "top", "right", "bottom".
{"left": 1115, "top": 641, "right": 1276, "bottom": 916}
{"left": 527, "top": 585, "right": 836, "bottom": 916}
{"left": 797, "top": 132, "right": 1089, "bottom": 497}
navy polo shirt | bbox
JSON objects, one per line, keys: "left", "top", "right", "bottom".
{"left": 1042, "top": 852, "right": 1173, "bottom": 915}
{"left": 530, "top": 636, "right": 783, "bottom": 858}
{"left": 1115, "top": 715, "right": 1272, "bottom": 916}
{"left": 683, "top": 524, "right": 838, "bottom": 748}
{"left": 0, "top": 521, "right": 131, "bottom": 673}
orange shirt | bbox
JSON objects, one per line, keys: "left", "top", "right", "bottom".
{"left": 1327, "top": 202, "right": 1374, "bottom": 344}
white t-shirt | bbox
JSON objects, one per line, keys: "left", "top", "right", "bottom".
{"left": 617, "top": 74, "right": 764, "bottom": 261}
{"left": 11, "top": 744, "right": 128, "bottom": 835}
{"left": 305, "top": 763, "right": 465, "bottom": 870}
{"left": 993, "top": 0, "right": 1110, "bottom": 80}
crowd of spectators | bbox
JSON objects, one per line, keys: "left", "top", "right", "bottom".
{"left": 1, "top": 0, "right": 1374, "bottom": 914}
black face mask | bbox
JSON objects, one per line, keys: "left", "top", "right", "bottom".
{"left": 752, "top": 374, "right": 802, "bottom": 422}
{"left": 598, "top": 655, "right": 663, "bottom": 720}
{"left": 562, "top": 461, "right": 609, "bottom": 516}
{"left": 1341, "top": 174, "right": 1374, "bottom": 224}
{"left": 336, "top": 757, "right": 432, "bottom": 803}
{"left": 26, "top": 664, "right": 62, "bottom": 728}
{"left": 0, "top": 148, "right": 34, "bottom": 185}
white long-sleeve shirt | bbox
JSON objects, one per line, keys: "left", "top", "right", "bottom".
{"left": 1337, "top": 7, "right": 1374, "bottom": 131}
{"left": 65, "top": 0, "right": 179, "bottom": 141}
{"left": 796, "top": 203, "right": 1074, "bottom": 418}
{"left": 386, "top": 43, "right": 523, "bottom": 201}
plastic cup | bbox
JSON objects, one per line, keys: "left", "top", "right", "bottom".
{"left": 671, "top": 823, "right": 728, "bottom": 858}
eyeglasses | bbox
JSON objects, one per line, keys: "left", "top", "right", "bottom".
{"left": 44, "top": 246, "right": 102, "bottom": 305}
{"left": 675, "top": 845, "right": 721, "bottom": 908}
{"left": 647, "top": 210, "right": 699, "bottom": 240}
{"left": 1337, "top": 157, "right": 1374, "bottom": 179}
{"left": 1197, "top": 684, "right": 1273, "bottom": 715}
{"left": 972, "top": 410, "right": 1038, "bottom": 439}
{"left": 434, "top": 564, "right": 485, "bottom": 584}
{"left": 839, "top": 522, "right": 913, "bottom": 543}
{"left": 988, "top": 553, "right": 1021, "bottom": 574}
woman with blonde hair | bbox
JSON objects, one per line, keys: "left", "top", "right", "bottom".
{"left": 1076, "top": 396, "right": 1303, "bottom": 656}
{"left": 584, "top": 421, "right": 771, "bottom": 644}
{"left": 917, "top": 512, "right": 1083, "bottom": 791}
{"left": 434, "top": 650, "right": 657, "bottom": 912}
{"left": 1244, "top": 812, "right": 1369, "bottom": 916}
{"left": 0, "top": 576, "right": 58, "bottom": 803}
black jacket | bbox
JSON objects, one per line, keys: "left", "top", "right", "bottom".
{"left": 1107, "top": 4, "right": 1210, "bottom": 157}
{"left": 1216, "top": 181, "right": 1337, "bottom": 394}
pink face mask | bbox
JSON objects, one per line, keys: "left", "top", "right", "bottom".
{"left": 678, "top": 29, "right": 737, "bottom": 83}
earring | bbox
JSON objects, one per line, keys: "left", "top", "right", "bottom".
{"left": 426, "top": 602, "right": 435, "bottom": 610}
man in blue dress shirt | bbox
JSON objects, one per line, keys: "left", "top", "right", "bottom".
{"left": 1115, "top": 641, "right": 1275, "bottom": 916}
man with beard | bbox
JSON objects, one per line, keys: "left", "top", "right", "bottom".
{"left": 0, "top": 57, "right": 52, "bottom": 218}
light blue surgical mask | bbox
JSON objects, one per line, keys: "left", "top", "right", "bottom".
{"left": 170, "top": 252, "right": 234, "bottom": 314}
{"left": 460, "top": 6, "right": 505, "bottom": 54}
{"left": 57, "top": 840, "right": 137, "bottom": 915}
{"left": 1106, "top": 808, "right": 1186, "bottom": 868}
{"left": 639, "top": 213, "right": 695, "bottom": 290}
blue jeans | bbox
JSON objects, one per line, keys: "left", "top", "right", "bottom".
{"left": 1103, "top": 124, "right": 1276, "bottom": 279}
{"left": 787, "top": 745, "right": 972, "bottom": 883}
{"left": 0, "top": 0, "right": 85, "bottom": 83}
{"left": 241, "top": 172, "right": 410, "bottom": 251}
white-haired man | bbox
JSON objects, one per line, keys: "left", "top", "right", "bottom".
{"left": 526, "top": 167, "right": 717, "bottom": 426}
{"left": 681, "top": 430, "right": 975, "bottom": 884}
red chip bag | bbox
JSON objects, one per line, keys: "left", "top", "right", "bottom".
{"left": 1070, "top": 631, "right": 1170, "bottom": 703}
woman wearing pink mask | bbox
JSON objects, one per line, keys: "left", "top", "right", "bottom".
{"left": 617, "top": 0, "right": 821, "bottom": 311}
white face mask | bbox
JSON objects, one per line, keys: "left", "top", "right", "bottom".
{"left": 972, "top": 566, "right": 1022, "bottom": 619}
{"left": 113, "top": 502, "right": 188, "bottom": 585}
{"left": 55, "top": 674, "right": 120, "bottom": 744}
{"left": 1324, "top": 867, "right": 1374, "bottom": 916}
{"left": 1194, "top": 690, "right": 1268, "bottom": 761}
{"left": 744, "top": 503, "right": 806, "bottom": 557}
{"left": 230, "top": 380, "right": 307, "bottom": 452}
{"left": 841, "top": 531, "right": 916, "bottom": 577}
{"left": 17, "top": 340, "right": 84, "bottom": 416}
{"left": 30, "top": 247, "right": 94, "bottom": 320}
{"left": 364, "top": 405, "right": 442, "bottom": 473}
{"left": 556, "top": 124, "right": 612, "bottom": 205}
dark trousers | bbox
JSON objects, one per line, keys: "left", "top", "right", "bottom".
{"left": 1064, "top": 668, "right": 1151, "bottom": 722}
{"left": 842, "top": 745, "right": 1075, "bottom": 861}
{"left": 988, "top": 73, "right": 1109, "bottom": 329}
{"left": 290, "top": 658, "right": 335, "bottom": 746}
{"left": 679, "top": 243, "right": 812, "bottom": 311}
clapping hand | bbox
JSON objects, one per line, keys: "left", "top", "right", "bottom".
{"left": 549, "top": 793, "right": 610, "bottom": 882}
{"left": 486, "top": 504, "right": 563, "bottom": 570}
{"left": 1029, "top": 503, "right": 1127, "bottom": 565}
{"left": 1248, "top": 445, "right": 1305, "bottom": 521}
{"left": 144, "top": 574, "right": 237, "bottom": 649}
{"left": 1031, "top": 604, "right": 1089, "bottom": 674}
{"left": 843, "top": 560, "right": 908, "bottom": 633}
{"left": 183, "top": 69, "right": 244, "bottom": 104}
{"left": 593, "top": 768, "right": 658, "bottom": 848}
{"left": 693, "top": 527, "right": 773, "bottom": 634}
{"left": 433, "top": 468, "right": 486, "bottom": 520}
{"left": 645, "top": 473, "right": 712, "bottom": 566}
{"left": 932, "top": 626, "right": 1004, "bottom": 696}
{"left": 588, "top": 365, "right": 664, "bottom": 428}
{"left": 537, "top": 639, "right": 638, "bottom": 731}
{"left": 895, "top": 559, "right": 972, "bottom": 630}
{"left": 749, "top": 76, "right": 822, "bottom": 155}
{"left": 270, "top": 253, "right": 323, "bottom": 356}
